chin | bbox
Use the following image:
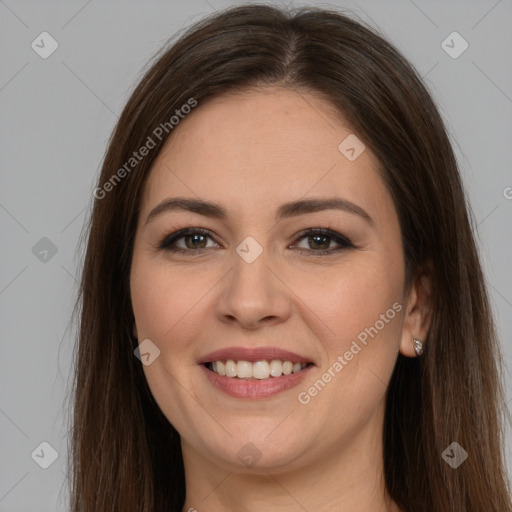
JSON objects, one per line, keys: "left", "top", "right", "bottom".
{"left": 195, "top": 430, "right": 311, "bottom": 474}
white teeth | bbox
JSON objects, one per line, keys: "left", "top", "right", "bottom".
{"left": 269, "top": 360, "right": 282, "bottom": 377}
{"left": 209, "top": 359, "right": 308, "bottom": 379}
{"left": 236, "top": 360, "right": 252, "bottom": 378}
{"left": 225, "top": 360, "right": 237, "bottom": 377}
{"left": 252, "top": 361, "right": 270, "bottom": 379}
{"left": 282, "top": 361, "right": 293, "bottom": 375}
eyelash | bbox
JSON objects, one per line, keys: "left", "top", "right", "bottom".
{"left": 157, "top": 225, "right": 355, "bottom": 256}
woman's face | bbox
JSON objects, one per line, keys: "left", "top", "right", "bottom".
{"left": 130, "top": 86, "right": 412, "bottom": 472}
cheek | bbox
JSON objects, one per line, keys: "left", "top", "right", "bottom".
{"left": 130, "top": 260, "right": 210, "bottom": 430}
{"left": 130, "top": 259, "right": 210, "bottom": 343}
{"left": 131, "top": 249, "right": 403, "bottom": 350}
{"left": 298, "top": 257, "right": 403, "bottom": 342}
{"left": 292, "top": 262, "right": 403, "bottom": 417}
{"left": 292, "top": 261, "right": 404, "bottom": 418}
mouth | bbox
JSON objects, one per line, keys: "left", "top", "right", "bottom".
{"left": 203, "top": 360, "right": 314, "bottom": 380}
{"left": 198, "top": 346, "right": 316, "bottom": 399}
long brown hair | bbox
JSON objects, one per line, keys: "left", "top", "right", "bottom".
{"left": 66, "top": 4, "right": 512, "bottom": 511}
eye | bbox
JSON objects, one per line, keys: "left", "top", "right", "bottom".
{"left": 157, "top": 226, "right": 355, "bottom": 256}
{"left": 158, "top": 228, "right": 219, "bottom": 254}
{"left": 291, "top": 228, "right": 355, "bottom": 256}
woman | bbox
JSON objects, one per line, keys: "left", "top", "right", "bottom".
{"left": 67, "top": 4, "right": 512, "bottom": 511}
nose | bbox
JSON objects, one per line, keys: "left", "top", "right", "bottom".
{"left": 215, "top": 246, "right": 292, "bottom": 330}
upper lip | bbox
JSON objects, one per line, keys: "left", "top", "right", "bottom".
{"left": 197, "top": 346, "right": 315, "bottom": 364}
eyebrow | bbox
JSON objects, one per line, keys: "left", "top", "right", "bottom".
{"left": 145, "top": 196, "right": 374, "bottom": 227}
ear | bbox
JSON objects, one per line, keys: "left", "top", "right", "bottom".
{"left": 399, "top": 260, "right": 433, "bottom": 357}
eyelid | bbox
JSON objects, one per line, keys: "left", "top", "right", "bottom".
{"left": 158, "top": 227, "right": 218, "bottom": 251}
{"left": 157, "top": 225, "right": 355, "bottom": 254}
{"left": 289, "top": 227, "right": 355, "bottom": 255}
{"left": 292, "top": 227, "right": 353, "bottom": 245}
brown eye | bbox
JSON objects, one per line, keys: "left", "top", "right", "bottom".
{"left": 291, "top": 228, "right": 354, "bottom": 256}
{"left": 158, "top": 227, "right": 355, "bottom": 256}
{"left": 159, "top": 228, "right": 218, "bottom": 254}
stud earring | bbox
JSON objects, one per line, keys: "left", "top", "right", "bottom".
{"left": 412, "top": 337, "right": 424, "bottom": 356}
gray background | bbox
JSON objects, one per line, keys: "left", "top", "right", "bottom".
{"left": 1, "top": 0, "right": 511, "bottom": 510}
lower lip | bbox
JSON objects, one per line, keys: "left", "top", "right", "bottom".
{"left": 200, "top": 364, "right": 314, "bottom": 399}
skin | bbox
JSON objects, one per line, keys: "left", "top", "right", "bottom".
{"left": 129, "top": 86, "right": 432, "bottom": 512}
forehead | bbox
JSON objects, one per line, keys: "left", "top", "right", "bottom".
{"left": 139, "top": 86, "right": 390, "bottom": 227}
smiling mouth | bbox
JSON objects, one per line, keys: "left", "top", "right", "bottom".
{"left": 204, "top": 360, "right": 314, "bottom": 380}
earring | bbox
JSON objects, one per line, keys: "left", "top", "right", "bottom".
{"left": 412, "top": 337, "right": 424, "bottom": 356}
